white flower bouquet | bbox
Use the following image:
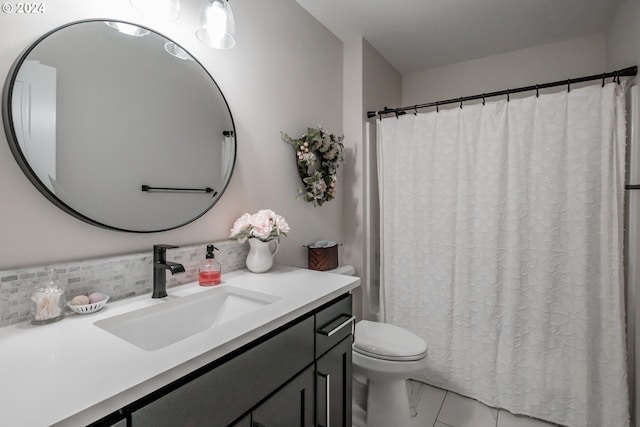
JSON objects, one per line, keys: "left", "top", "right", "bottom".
{"left": 229, "top": 209, "right": 290, "bottom": 243}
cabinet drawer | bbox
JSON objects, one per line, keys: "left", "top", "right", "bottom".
{"left": 315, "top": 294, "right": 353, "bottom": 358}
{"left": 130, "top": 316, "right": 314, "bottom": 427}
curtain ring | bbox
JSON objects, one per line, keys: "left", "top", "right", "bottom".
{"left": 602, "top": 73, "right": 606, "bottom": 87}
{"left": 395, "top": 111, "right": 399, "bottom": 119}
{"left": 567, "top": 79, "right": 571, "bottom": 93}
{"left": 414, "top": 106, "right": 418, "bottom": 116}
{"left": 436, "top": 102, "right": 439, "bottom": 113}
{"left": 507, "top": 90, "right": 510, "bottom": 102}
{"left": 535, "top": 85, "right": 539, "bottom": 98}
{"left": 482, "top": 94, "right": 486, "bottom": 106}
{"left": 616, "top": 71, "right": 621, "bottom": 84}
{"left": 459, "top": 97, "right": 463, "bottom": 109}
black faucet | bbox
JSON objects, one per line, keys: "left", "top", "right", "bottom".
{"left": 152, "top": 244, "right": 186, "bottom": 298}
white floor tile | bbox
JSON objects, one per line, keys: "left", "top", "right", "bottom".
{"left": 359, "top": 380, "right": 559, "bottom": 427}
{"left": 437, "top": 391, "right": 498, "bottom": 427}
{"left": 497, "top": 409, "right": 557, "bottom": 427}
{"left": 407, "top": 380, "right": 447, "bottom": 427}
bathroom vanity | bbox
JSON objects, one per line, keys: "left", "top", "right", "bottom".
{"left": 0, "top": 20, "right": 356, "bottom": 426}
{"left": 0, "top": 266, "right": 359, "bottom": 426}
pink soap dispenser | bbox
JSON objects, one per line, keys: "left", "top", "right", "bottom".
{"left": 199, "top": 245, "right": 221, "bottom": 286}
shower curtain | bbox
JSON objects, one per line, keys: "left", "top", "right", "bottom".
{"left": 377, "top": 83, "right": 629, "bottom": 427}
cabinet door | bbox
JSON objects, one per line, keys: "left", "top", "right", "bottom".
{"left": 231, "top": 415, "right": 251, "bottom": 427}
{"left": 87, "top": 411, "right": 128, "bottom": 427}
{"left": 130, "top": 317, "right": 314, "bottom": 427}
{"left": 252, "top": 366, "right": 314, "bottom": 427}
{"left": 316, "top": 336, "right": 352, "bottom": 427}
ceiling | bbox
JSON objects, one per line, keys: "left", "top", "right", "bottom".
{"left": 296, "top": 0, "right": 622, "bottom": 74}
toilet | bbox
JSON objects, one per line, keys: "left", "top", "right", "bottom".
{"left": 352, "top": 320, "right": 428, "bottom": 427}
{"left": 327, "top": 266, "right": 429, "bottom": 427}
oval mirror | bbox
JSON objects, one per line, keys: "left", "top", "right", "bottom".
{"left": 2, "top": 20, "right": 236, "bottom": 232}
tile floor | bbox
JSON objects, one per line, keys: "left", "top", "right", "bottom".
{"left": 407, "top": 380, "right": 560, "bottom": 427}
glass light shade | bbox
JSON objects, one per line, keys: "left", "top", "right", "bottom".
{"left": 105, "top": 22, "right": 150, "bottom": 37}
{"left": 196, "top": 0, "right": 236, "bottom": 49}
{"left": 164, "top": 42, "right": 194, "bottom": 61}
{"left": 130, "top": 0, "right": 180, "bottom": 21}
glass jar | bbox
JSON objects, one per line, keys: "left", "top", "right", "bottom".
{"left": 30, "top": 268, "right": 65, "bottom": 325}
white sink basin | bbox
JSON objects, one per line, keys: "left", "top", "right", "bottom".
{"left": 94, "top": 285, "right": 280, "bottom": 351}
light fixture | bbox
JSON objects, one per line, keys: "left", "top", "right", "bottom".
{"left": 105, "top": 22, "right": 150, "bottom": 37}
{"left": 195, "top": 0, "right": 236, "bottom": 49}
{"left": 164, "top": 42, "right": 194, "bottom": 61}
{"left": 129, "top": 0, "right": 180, "bottom": 21}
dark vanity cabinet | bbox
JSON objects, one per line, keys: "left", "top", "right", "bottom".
{"left": 129, "top": 315, "right": 315, "bottom": 426}
{"left": 315, "top": 293, "right": 354, "bottom": 427}
{"left": 250, "top": 366, "right": 315, "bottom": 426}
{"left": 91, "top": 293, "right": 353, "bottom": 427}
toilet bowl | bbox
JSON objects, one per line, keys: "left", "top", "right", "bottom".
{"left": 352, "top": 320, "right": 428, "bottom": 427}
{"left": 327, "top": 265, "right": 428, "bottom": 427}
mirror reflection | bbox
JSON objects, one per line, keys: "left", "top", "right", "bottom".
{"left": 3, "top": 20, "right": 236, "bottom": 232}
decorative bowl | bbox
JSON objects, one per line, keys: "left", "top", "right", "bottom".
{"left": 67, "top": 296, "right": 110, "bottom": 314}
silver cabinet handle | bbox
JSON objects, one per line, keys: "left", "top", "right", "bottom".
{"left": 318, "top": 315, "right": 355, "bottom": 337}
{"left": 317, "top": 372, "right": 330, "bottom": 427}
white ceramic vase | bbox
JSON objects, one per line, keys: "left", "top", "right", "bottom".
{"left": 246, "top": 239, "right": 279, "bottom": 273}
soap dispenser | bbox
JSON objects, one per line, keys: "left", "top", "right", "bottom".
{"left": 199, "top": 245, "right": 221, "bottom": 286}
{"left": 30, "top": 268, "right": 65, "bottom": 325}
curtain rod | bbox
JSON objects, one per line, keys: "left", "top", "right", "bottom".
{"left": 367, "top": 66, "right": 638, "bottom": 119}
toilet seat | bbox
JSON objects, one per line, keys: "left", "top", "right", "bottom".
{"left": 353, "top": 320, "right": 427, "bottom": 361}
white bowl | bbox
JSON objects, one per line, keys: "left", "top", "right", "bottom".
{"left": 67, "top": 296, "right": 110, "bottom": 314}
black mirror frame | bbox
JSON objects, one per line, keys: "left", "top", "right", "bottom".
{"left": 2, "top": 19, "right": 236, "bottom": 233}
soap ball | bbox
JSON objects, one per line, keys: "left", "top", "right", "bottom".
{"left": 88, "top": 292, "right": 106, "bottom": 304}
{"left": 70, "top": 295, "right": 90, "bottom": 305}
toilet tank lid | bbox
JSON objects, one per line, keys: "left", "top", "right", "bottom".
{"left": 353, "top": 320, "right": 427, "bottom": 360}
{"left": 327, "top": 265, "right": 356, "bottom": 276}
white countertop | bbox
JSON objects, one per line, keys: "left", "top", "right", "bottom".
{"left": 0, "top": 266, "right": 360, "bottom": 427}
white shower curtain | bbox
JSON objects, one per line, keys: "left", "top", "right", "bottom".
{"left": 377, "top": 83, "right": 629, "bottom": 427}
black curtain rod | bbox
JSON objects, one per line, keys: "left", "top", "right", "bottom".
{"left": 367, "top": 66, "right": 638, "bottom": 119}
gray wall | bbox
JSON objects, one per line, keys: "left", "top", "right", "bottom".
{"left": 362, "top": 39, "right": 400, "bottom": 320}
{"left": 339, "top": 37, "right": 401, "bottom": 322}
{"left": 0, "top": 0, "right": 343, "bottom": 269}
{"left": 606, "top": 0, "right": 640, "bottom": 70}
{"left": 402, "top": 34, "right": 606, "bottom": 108}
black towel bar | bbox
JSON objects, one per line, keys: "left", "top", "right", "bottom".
{"left": 141, "top": 185, "right": 218, "bottom": 196}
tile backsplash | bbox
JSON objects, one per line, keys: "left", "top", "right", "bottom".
{"left": 0, "top": 240, "right": 248, "bottom": 328}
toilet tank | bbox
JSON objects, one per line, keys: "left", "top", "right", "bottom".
{"left": 327, "top": 265, "right": 356, "bottom": 276}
